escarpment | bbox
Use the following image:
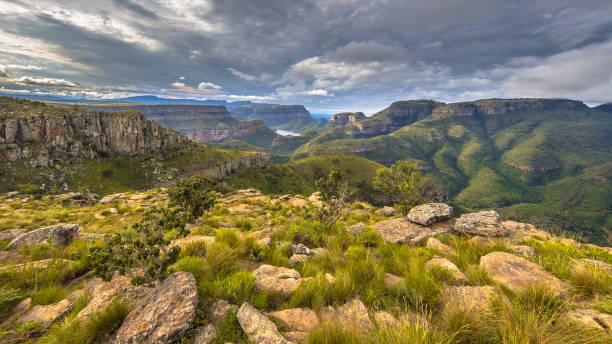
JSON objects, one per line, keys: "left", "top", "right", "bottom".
{"left": 432, "top": 98, "right": 586, "bottom": 117}
{"left": 0, "top": 97, "right": 188, "bottom": 167}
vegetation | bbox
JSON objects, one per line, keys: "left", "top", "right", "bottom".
{"left": 314, "top": 167, "right": 356, "bottom": 228}
{"left": 373, "top": 161, "right": 431, "bottom": 215}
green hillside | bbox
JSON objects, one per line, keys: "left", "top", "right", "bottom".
{"left": 292, "top": 100, "right": 612, "bottom": 244}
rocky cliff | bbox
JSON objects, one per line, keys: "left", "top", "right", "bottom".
{"left": 85, "top": 104, "right": 278, "bottom": 147}
{"left": 0, "top": 97, "right": 188, "bottom": 167}
{"left": 230, "top": 104, "right": 311, "bottom": 126}
{"left": 432, "top": 98, "right": 586, "bottom": 117}
{"left": 330, "top": 112, "right": 366, "bottom": 126}
{"left": 200, "top": 152, "right": 270, "bottom": 179}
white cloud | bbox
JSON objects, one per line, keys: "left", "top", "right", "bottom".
{"left": 7, "top": 64, "right": 44, "bottom": 71}
{"left": 179, "top": 76, "right": 185, "bottom": 80}
{"left": 0, "top": 65, "right": 8, "bottom": 77}
{"left": 197, "top": 82, "right": 222, "bottom": 90}
{"left": 8, "top": 75, "right": 78, "bottom": 87}
{"left": 171, "top": 81, "right": 185, "bottom": 88}
{"left": 228, "top": 67, "right": 257, "bottom": 81}
{"left": 227, "top": 94, "right": 276, "bottom": 101}
{"left": 303, "top": 89, "right": 331, "bottom": 96}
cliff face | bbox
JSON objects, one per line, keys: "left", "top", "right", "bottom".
{"left": 86, "top": 104, "right": 276, "bottom": 146}
{"left": 231, "top": 104, "right": 311, "bottom": 126}
{"left": 0, "top": 97, "right": 188, "bottom": 167}
{"left": 200, "top": 153, "right": 270, "bottom": 179}
{"left": 330, "top": 112, "right": 366, "bottom": 126}
{"left": 432, "top": 99, "right": 586, "bottom": 117}
{"left": 353, "top": 100, "right": 442, "bottom": 135}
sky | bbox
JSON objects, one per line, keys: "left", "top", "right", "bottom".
{"left": 1, "top": 0, "right": 611, "bottom": 114}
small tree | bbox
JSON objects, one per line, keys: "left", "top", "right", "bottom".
{"left": 168, "top": 175, "right": 216, "bottom": 219}
{"left": 314, "top": 166, "right": 355, "bottom": 228}
{"left": 90, "top": 175, "right": 216, "bottom": 286}
{"left": 373, "top": 161, "right": 431, "bottom": 215}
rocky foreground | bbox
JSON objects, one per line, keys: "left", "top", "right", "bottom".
{"left": 0, "top": 189, "right": 611, "bottom": 343}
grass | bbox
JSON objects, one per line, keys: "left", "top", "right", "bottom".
{"left": 31, "top": 286, "right": 68, "bottom": 306}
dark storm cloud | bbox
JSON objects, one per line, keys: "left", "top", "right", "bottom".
{"left": 0, "top": 0, "right": 611, "bottom": 111}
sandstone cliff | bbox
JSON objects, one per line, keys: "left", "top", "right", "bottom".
{"left": 0, "top": 97, "right": 188, "bottom": 167}
{"left": 432, "top": 98, "right": 586, "bottom": 117}
{"left": 230, "top": 104, "right": 311, "bottom": 126}
{"left": 200, "top": 153, "right": 270, "bottom": 179}
{"left": 330, "top": 112, "right": 366, "bottom": 126}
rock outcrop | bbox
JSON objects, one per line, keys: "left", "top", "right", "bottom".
{"left": 0, "top": 97, "right": 188, "bottom": 165}
{"left": 373, "top": 218, "right": 450, "bottom": 245}
{"left": 319, "top": 299, "right": 373, "bottom": 331}
{"left": 7, "top": 224, "right": 79, "bottom": 250}
{"left": 237, "top": 302, "right": 293, "bottom": 344}
{"left": 268, "top": 308, "right": 320, "bottom": 332}
{"left": 201, "top": 153, "right": 270, "bottom": 180}
{"left": 425, "top": 257, "right": 467, "bottom": 283}
{"left": 442, "top": 286, "right": 495, "bottom": 311}
{"left": 407, "top": 203, "right": 453, "bottom": 226}
{"left": 115, "top": 271, "right": 198, "bottom": 344}
{"left": 252, "top": 265, "right": 304, "bottom": 297}
{"left": 231, "top": 104, "right": 311, "bottom": 126}
{"left": 17, "top": 299, "right": 71, "bottom": 329}
{"left": 432, "top": 98, "right": 586, "bottom": 117}
{"left": 330, "top": 112, "right": 366, "bottom": 126}
{"left": 480, "top": 252, "right": 568, "bottom": 294}
{"left": 454, "top": 210, "right": 509, "bottom": 237}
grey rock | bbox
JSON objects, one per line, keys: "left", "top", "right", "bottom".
{"left": 237, "top": 302, "right": 293, "bottom": 344}
{"left": 454, "top": 210, "right": 509, "bottom": 237}
{"left": 373, "top": 218, "right": 450, "bottom": 245}
{"left": 7, "top": 224, "right": 79, "bottom": 250}
{"left": 407, "top": 203, "right": 453, "bottom": 226}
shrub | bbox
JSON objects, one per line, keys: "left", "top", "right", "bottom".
{"left": 173, "top": 256, "right": 207, "bottom": 281}
{"left": 372, "top": 161, "right": 431, "bottom": 215}
{"left": 314, "top": 166, "right": 355, "bottom": 228}
{"left": 168, "top": 175, "right": 216, "bottom": 219}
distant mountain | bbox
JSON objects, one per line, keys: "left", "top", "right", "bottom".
{"left": 595, "top": 102, "right": 612, "bottom": 113}
{"left": 111, "top": 95, "right": 252, "bottom": 109}
{"left": 292, "top": 98, "right": 612, "bottom": 244}
{"left": 0, "top": 92, "right": 89, "bottom": 102}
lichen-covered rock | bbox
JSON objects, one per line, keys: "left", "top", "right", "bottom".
{"left": 347, "top": 223, "right": 367, "bottom": 235}
{"left": 480, "top": 252, "right": 568, "bottom": 294}
{"left": 283, "top": 331, "right": 308, "bottom": 343}
{"left": 426, "top": 237, "right": 453, "bottom": 255}
{"left": 425, "top": 257, "right": 467, "bottom": 283}
{"left": 193, "top": 324, "right": 216, "bottom": 344}
{"left": 376, "top": 206, "right": 398, "bottom": 217}
{"left": 253, "top": 265, "right": 303, "bottom": 297}
{"left": 442, "top": 286, "right": 495, "bottom": 311}
{"left": 0, "top": 250, "right": 24, "bottom": 264}
{"left": 269, "top": 308, "right": 320, "bottom": 332}
{"left": 291, "top": 244, "right": 311, "bottom": 255}
{"left": 0, "top": 228, "right": 28, "bottom": 241}
{"left": 237, "top": 302, "right": 293, "bottom": 344}
{"left": 581, "top": 259, "right": 612, "bottom": 275}
{"left": 7, "top": 224, "right": 79, "bottom": 250}
{"left": 289, "top": 254, "right": 309, "bottom": 264}
{"left": 115, "top": 272, "right": 198, "bottom": 344}
{"left": 407, "top": 203, "right": 453, "bottom": 226}
{"left": 566, "top": 309, "right": 612, "bottom": 332}
{"left": 454, "top": 211, "right": 509, "bottom": 237}
{"left": 319, "top": 299, "right": 373, "bottom": 331}
{"left": 78, "top": 275, "right": 147, "bottom": 319}
{"left": 193, "top": 300, "right": 238, "bottom": 344}
{"left": 510, "top": 245, "right": 536, "bottom": 258}
{"left": 18, "top": 299, "right": 71, "bottom": 329}
{"left": 373, "top": 218, "right": 450, "bottom": 245}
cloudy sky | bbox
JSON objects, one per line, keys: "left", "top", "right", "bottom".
{"left": 1, "top": 0, "right": 611, "bottom": 113}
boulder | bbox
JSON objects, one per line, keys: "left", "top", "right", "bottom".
{"left": 7, "top": 224, "right": 79, "bottom": 250}
{"left": 442, "top": 286, "right": 495, "bottom": 311}
{"left": 193, "top": 300, "right": 238, "bottom": 344}
{"left": 324, "top": 273, "right": 336, "bottom": 283}
{"left": 480, "top": 252, "right": 568, "bottom": 294}
{"left": 288, "top": 198, "right": 309, "bottom": 208}
{"left": 283, "top": 331, "right": 308, "bottom": 343}
{"left": 269, "top": 308, "right": 319, "bottom": 332}
{"left": 384, "top": 273, "right": 404, "bottom": 289}
{"left": 290, "top": 254, "right": 309, "bottom": 264}
{"left": 319, "top": 299, "right": 372, "bottom": 331}
{"left": 566, "top": 309, "right": 612, "bottom": 332}
{"left": 373, "top": 310, "right": 397, "bottom": 328}
{"left": 347, "top": 223, "right": 367, "bottom": 235}
{"left": 311, "top": 248, "right": 328, "bottom": 256}
{"left": 454, "top": 211, "right": 509, "bottom": 237}
{"left": 0, "top": 228, "right": 28, "bottom": 241}
{"left": 253, "top": 265, "right": 304, "bottom": 297}
{"left": 425, "top": 237, "right": 453, "bottom": 255}
{"left": 129, "top": 193, "right": 150, "bottom": 201}
{"left": 376, "top": 206, "right": 398, "bottom": 217}
{"left": 6, "top": 191, "right": 19, "bottom": 198}
{"left": 115, "top": 272, "right": 198, "bottom": 344}
{"left": 0, "top": 250, "right": 24, "bottom": 264}
{"left": 407, "top": 203, "right": 453, "bottom": 226}
{"left": 581, "top": 258, "right": 612, "bottom": 275}
{"left": 425, "top": 257, "right": 467, "bottom": 283}
{"left": 18, "top": 299, "right": 71, "bottom": 329}
{"left": 171, "top": 235, "right": 215, "bottom": 249}
{"left": 237, "top": 302, "right": 293, "bottom": 344}
{"left": 78, "top": 275, "right": 147, "bottom": 319}
{"left": 510, "top": 245, "right": 536, "bottom": 258}
{"left": 373, "top": 218, "right": 450, "bottom": 245}
{"left": 193, "top": 324, "right": 216, "bottom": 344}
{"left": 291, "top": 244, "right": 311, "bottom": 255}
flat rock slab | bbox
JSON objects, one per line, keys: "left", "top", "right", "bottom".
{"left": 253, "top": 265, "right": 303, "bottom": 297}
{"left": 373, "top": 218, "right": 450, "bottom": 245}
{"left": 480, "top": 251, "right": 568, "bottom": 294}
{"left": 7, "top": 224, "right": 79, "bottom": 250}
{"left": 18, "top": 299, "right": 71, "bottom": 329}
{"left": 319, "top": 299, "right": 372, "bottom": 331}
{"left": 115, "top": 271, "right": 198, "bottom": 344}
{"left": 78, "top": 275, "right": 147, "bottom": 319}
{"left": 269, "top": 308, "right": 320, "bottom": 332}
{"left": 426, "top": 237, "right": 453, "bottom": 255}
{"left": 454, "top": 211, "right": 509, "bottom": 237}
{"left": 442, "top": 286, "right": 495, "bottom": 311}
{"left": 425, "top": 257, "right": 467, "bottom": 283}
{"left": 237, "top": 302, "right": 293, "bottom": 344}
{"left": 510, "top": 245, "right": 536, "bottom": 258}
{"left": 407, "top": 203, "right": 453, "bottom": 226}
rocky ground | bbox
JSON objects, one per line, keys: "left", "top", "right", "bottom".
{"left": 0, "top": 188, "right": 611, "bottom": 344}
